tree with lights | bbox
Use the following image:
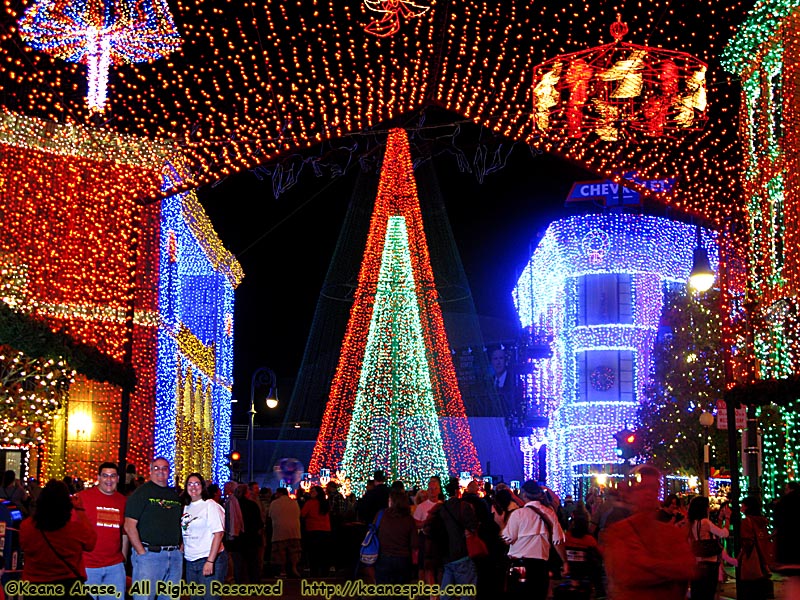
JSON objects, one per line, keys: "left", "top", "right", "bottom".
{"left": 638, "top": 287, "right": 729, "bottom": 478}
{"left": 340, "top": 216, "right": 449, "bottom": 488}
{"left": 310, "top": 128, "right": 480, "bottom": 492}
{"left": 0, "top": 346, "right": 74, "bottom": 445}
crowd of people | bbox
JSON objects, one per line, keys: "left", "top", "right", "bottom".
{"left": 8, "top": 459, "right": 800, "bottom": 600}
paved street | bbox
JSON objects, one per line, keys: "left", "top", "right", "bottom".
{"left": 215, "top": 566, "right": 789, "bottom": 599}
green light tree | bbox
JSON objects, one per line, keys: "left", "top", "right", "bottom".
{"left": 341, "top": 217, "right": 449, "bottom": 493}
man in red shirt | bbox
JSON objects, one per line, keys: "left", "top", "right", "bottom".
{"left": 77, "top": 462, "right": 129, "bottom": 600}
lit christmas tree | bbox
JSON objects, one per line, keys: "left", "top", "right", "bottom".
{"left": 638, "top": 287, "right": 730, "bottom": 477}
{"left": 340, "top": 216, "right": 449, "bottom": 488}
{"left": 310, "top": 128, "right": 480, "bottom": 491}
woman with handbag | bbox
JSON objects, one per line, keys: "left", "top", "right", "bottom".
{"left": 737, "top": 496, "right": 772, "bottom": 599}
{"left": 20, "top": 479, "right": 97, "bottom": 600}
{"left": 687, "top": 496, "right": 729, "bottom": 600}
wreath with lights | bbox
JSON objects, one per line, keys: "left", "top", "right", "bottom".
{"left": 590, "top": 366, "right": 616, "bottom": 392}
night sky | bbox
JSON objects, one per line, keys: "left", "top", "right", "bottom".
{"left": 198, "top": 116, "right": 602, "bottom": 425}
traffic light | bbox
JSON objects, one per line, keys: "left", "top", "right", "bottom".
{"left": 614, "top": 429, "right": 638, "bottom": 460}
{"left": 227, "top": 451, "right": 242, "bottom": 474}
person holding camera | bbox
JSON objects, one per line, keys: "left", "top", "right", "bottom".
{"left": 501, "top": 480, "right": 568, "bottom": 600}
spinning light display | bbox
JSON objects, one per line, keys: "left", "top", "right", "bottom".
{"left": 17, "top": 0, "right": 181, "bottom": 112}
{"left": 310, "top": 128, "right": 480, "bottom": 490}
{"left": 531, "top": 15, "right": 708, "bottom": 142}
{"left": 513, "top": 214, "right": 717, "bottom": 496}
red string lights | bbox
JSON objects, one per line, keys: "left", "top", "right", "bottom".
{"left": 0, "top": 114, "right": 162, "bottom": 478}
{"left": 0, "top": 2, "right": 751, "bottom": 223}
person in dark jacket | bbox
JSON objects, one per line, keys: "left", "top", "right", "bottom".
{"left": 357, "top": 469, "right": 390, "bottom": 524}
{"left": 425, "top": 477, "right": 477, "bottom": 600}
{"left": 461, "top": 481, "right": 501, "bottom": 600}
{"left": 376, "top": 489, "right": 418, "bottom": 588}
{"left": 773, "top": 482, "right": 800, "bottom": 598}
{"left": 235, "top": 483, "right": 264, "bottom": 583}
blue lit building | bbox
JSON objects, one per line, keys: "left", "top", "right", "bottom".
{"left": 513, "top": 213, "right": 717, "bottom": 497}
{"left": 157, "top": 179, "right": 243, "bottom": 485}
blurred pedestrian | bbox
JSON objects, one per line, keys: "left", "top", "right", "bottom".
{"left": 774, "top": 481, "right": 800, "bottom": 599}
{"left": 687, "top": 495, "right": 728, "bottom": 600}
{"left": 223, "top": 481, "right": 243, "bottom": 583}
{"left": 603, "top": 464, "right": 697, "bottom": 600}
{"left": 357, "top": 469, "right": 390, "bottom": 524}
{"left": 0, "top": 469, "right": 30, "bottom": 516}
{"left": 326, "top": 481, "right": 347, "bottom": 573}
{"left": 301, "top": 485, "right": 332, "bottom": 577}
{"left": 247, "top": 483, "right": 267, "bottom": 574}
{"left": 375, "top": 489, "right": 417, "bottom": 589}
{"left": 235, "top": 483, "right": 263, "bottom": 583}
{"left": 737, "top": 495, "right": 772, "bottom": 599}
{"left": 564, "top": 510, "right": 604, "bottom": 597}
{"left": 268, "top": 487, "right": 302, "bottom": 578}
{"left": 20, "top": 479, "right": 97, "bottom": 599}
{"left": 414, "top": 476, "right": 443, "bottom": 589}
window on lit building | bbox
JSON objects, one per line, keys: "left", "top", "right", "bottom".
{"left": 576, "top": 350, "right": 634, "bottom": 404}
{"left": 576, "top": 274, "right": 632, "bottom": 326}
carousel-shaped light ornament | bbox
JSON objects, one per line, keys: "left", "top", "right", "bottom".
{"left": 531, "top": 15, "right": 708, "bottom": 142}
{"left": 18, "top": 0, "right": 181, "bottom": 113}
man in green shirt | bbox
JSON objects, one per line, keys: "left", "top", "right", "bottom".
{"left": 124, "top": 457, "right": 183, "bottom": 600}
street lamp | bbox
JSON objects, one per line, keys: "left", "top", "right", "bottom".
{"left": 699, "top": 411, "right": 714, "bottom": 496}
{"left": 249, "top": 367, "right": 279, "bottom": 483}
{"left": 689, "top": 226, "right": 715, "bottom": 292}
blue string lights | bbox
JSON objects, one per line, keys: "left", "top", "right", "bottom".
{"left": 513, "top": 213, "right": 717, "bottom": 496}
{"left": 156, "top": 184, "right": 240, "bottom": 485}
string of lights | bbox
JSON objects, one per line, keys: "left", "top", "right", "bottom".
{"left": 1, "top": 1, "right": 751, "bottom": 218}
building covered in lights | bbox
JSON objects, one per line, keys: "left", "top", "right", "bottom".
{"left": 0, "top": 111, "right": 240, "bottom": 485}
{"left": 720, "top": 2, "right": 800, "bottom": 494}
{"left": 513, "top": 213, "right": 717, "bottom": 497}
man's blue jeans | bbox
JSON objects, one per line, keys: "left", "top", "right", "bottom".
{"left": 440, "top": 555, "right": 477, "bottom": 600}
{"left": 185, "top": 551, "right": 228, "bottom": 600}
{"left": 85, "top": 562, "right": 127, "bottom": 600}
{"left": 131, "top": 548, "right": 183, "bottom": 600}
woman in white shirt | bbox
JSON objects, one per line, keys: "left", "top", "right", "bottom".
{"left": 181, "top": 473, "right": 227, "bottom": 600}
{"left": 687, "top": 495, "right": 729, "bottom": 600}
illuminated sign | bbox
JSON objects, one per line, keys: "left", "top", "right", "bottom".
{"left": 566, "top": 174, "right": 676, "bottom": 206}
